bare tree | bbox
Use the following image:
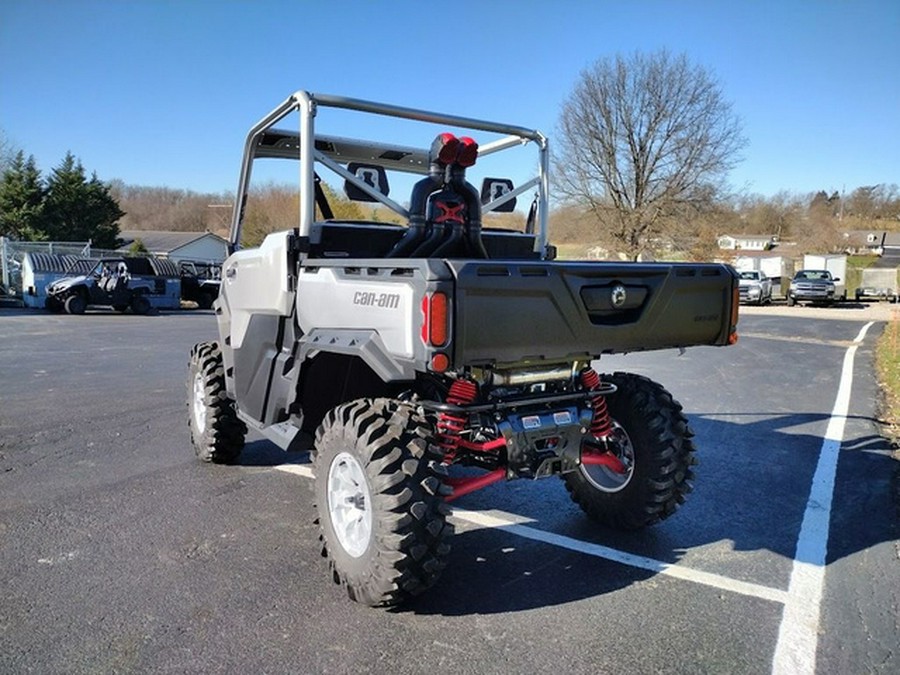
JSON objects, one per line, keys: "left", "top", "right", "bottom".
{"left": 240, "top": 181, "right": 366, "bottom": 248}
{"left": 0, "top": 129, "right": 18, "bottom": 173}
{"left": 555, "top": 50, "right": 746, "bottom": 260}
{"left": 735, "top": 191, "right": 805, "bottom": 240}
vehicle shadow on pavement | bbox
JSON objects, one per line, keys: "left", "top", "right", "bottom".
{"left": 405, "top": 525, "right": 656, "bottom": 616}
{"left": 404, "top": 411, "right": 898, "bottom": 615}
{"left": 685, "top": 412, "right": 898, "bottom": 559}
{"left": 235, "top": 440, "right": 310, "bottom": 467}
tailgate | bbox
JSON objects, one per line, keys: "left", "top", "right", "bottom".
{"left": 447, "top": 260, "right": 738, "bottom": 366}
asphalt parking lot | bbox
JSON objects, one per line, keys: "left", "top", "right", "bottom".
{"left": 0, "top": 305, "right": 897, "bottom": 674}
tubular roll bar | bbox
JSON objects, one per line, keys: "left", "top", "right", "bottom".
{"left": 229, "top": 90, "right": 550, "bottom": 256}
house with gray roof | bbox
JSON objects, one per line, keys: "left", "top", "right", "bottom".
{"left": 117, "top": 230, "right": 228, "bottom": 264}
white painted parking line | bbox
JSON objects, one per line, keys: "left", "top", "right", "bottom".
{"left": 771, "top": 322, "right": 874, "bottom": 675}
{"left": 276, "top": 463, "right": 314, "bottom": 479}
{"left": 451, "top": 507, "right": 790, "bottom": 605}
{"left": 274, "top": 463, "right": 789, "bottom": 605}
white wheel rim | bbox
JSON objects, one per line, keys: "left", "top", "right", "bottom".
{"left": 581, "top": 422, "right": 635, "bottom": 493}
{"left": 192, "top": 372, "right": 207, "bottom": 432}
{"left": 327, "top": 452, "right": 373, "bottom": 558}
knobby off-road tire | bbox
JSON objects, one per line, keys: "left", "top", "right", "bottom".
{"left": 312, "top": 398, "right": 453, "bottom": 607}
{"left": 564, "top": 372, "right": 696, "bottom": 530}
{"left": 187, "top": 341, "right": 246, "bottom": 464}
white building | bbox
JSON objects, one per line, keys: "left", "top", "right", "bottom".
{"left": 717, "top": 234, "right": 777, "bottom": 251}
{"left": 117, "top": 230, "right": 229, "bottom": 264}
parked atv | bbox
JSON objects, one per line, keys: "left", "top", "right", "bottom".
{"left": 188, "top": 91, "right": 739, "bottom": 607}
{"left": 179, "top": 261, "right": 221, "bottom": 309}
{"left": 46, "top": 258, "right": 153, "bottom": 314}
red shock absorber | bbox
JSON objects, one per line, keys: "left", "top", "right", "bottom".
{"left": 434, "top": 379, "right": 478, "bottom": 463}
{"left": 580, "top": 367, "right": 613, "bottom": 439}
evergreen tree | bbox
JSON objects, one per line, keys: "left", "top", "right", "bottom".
{"left": 0, "top": 151, "right": 47, "bottom": 240}
{"left": 127, "top": 237, "right": 148, "bottom": 255}
{"left": 42, "top": 152, "right": 124, "bottom": 248}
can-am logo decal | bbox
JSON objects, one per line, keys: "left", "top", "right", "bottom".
{"left": 353, "top": 291, "right": 401, "bottom": 309}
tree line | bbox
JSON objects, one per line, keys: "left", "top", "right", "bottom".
{"left": 2, "top": 49, "right": 898, "bottom": 259}
{"left": 550, "top": 184, "right": 900, "bottom": 261}
{"left": 3, "top": 146, "right": 895, "bottom": 259}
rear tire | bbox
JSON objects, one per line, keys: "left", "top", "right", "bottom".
{"left": 312, "top": 398, "right": 453, "bottom": 606}
{"left": 564, "top": 372, "right": 696, "bottom": 530}
{"left": 131, "top": 295, "right": 151, "bottom": 315}
{"left": 187, "top": 341, "right": 246, "bottom": 463}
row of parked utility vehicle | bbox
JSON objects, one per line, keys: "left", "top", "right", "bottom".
{"left": 45, "top": 256, "right": 220, "bottom": 314}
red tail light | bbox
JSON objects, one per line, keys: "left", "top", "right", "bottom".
{"left": 729, "top": 283, "right": 740, "bottom": 344}
{"left": 429, "top": 292, "right": 449, "bottom": 347}
{"left": 422, "top": 292, "right": 450, "bottom": 348}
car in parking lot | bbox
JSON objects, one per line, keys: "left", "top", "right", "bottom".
{"left": 788, "top": 269, "right": 840, "bottom": 306}
{"left": 738, "top": 270, "right": 773, "bottom": 305}
{"left": 855, "top": 285, "right": 897, "bottom": 303}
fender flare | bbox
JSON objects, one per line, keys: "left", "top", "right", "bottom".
{"left": 297, "top": 329, "right": 416, "bottom": 382}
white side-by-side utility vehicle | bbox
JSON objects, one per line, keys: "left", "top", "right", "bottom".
{"left": 188, "top": 91, "right": 739, "bottom": 606}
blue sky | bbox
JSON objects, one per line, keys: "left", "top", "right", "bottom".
{"left": 1, "top": 0, "right": 898, "bottom": 200}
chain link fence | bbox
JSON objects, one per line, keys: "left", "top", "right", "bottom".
{"left": 0, "top": 237, "right": 120, "bottom": 296}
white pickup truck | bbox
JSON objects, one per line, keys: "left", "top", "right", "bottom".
{"left": 738, "top": 269, "right": 773, "bottom": 305}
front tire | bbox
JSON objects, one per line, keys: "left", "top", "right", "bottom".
{"left": 197, "top": 292, "right": 215, "bottom": 310}
{"left": 64, "top": 294, "right": 86, "bottom": 315}
{"left": 312, "top": 398, "right": 453, "bottom": 607}
{"left": 187, "top": 341, "right": 246, "bottom": 463}
{"left": 564, "top": 372, "right": 696, "bottom": 530}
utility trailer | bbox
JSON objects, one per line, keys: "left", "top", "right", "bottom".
{"left": 188, "top": 91, "right": 739, "bottom": 606}
{"left": 802, "top": 254, "right": 847, "bottom": 301}
{"left": 855, "top": 267, "right": 898, "bottom": 303}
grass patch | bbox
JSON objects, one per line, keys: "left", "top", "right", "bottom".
{"left": 876, "top": 308, "right": 900, "bottom": 518}
{"left": 876, "top": 308, "right": 900, "bottom": 441}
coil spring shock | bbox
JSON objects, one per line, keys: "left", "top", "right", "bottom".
{"left": 580, "top": 367, "right": 613, "bottom": 439}
{"left": 435, "top": 379, "right": 478, "bottom": 463}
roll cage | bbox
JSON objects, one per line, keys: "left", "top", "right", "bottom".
{"left": 228, "top": 91, "right": 551, "bottom": 256}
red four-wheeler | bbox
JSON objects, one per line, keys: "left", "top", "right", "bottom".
{"left": 188, "top": 91, "right": 739, "bottom": 606}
